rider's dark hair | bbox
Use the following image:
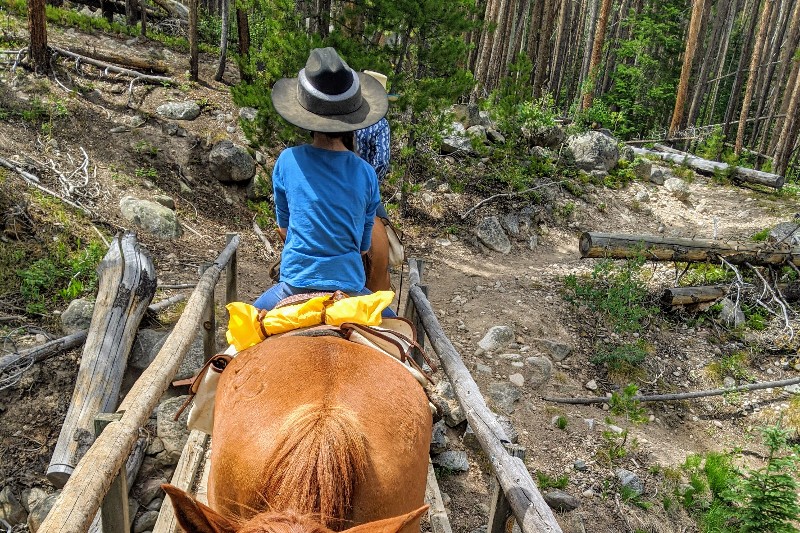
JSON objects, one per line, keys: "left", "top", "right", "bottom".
{"left": 312, "top": 131, "right": 355, "bottom": 152}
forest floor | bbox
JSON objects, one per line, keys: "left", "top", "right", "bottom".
{"left": 2, "top": 14, "right": 800, "bottom": 533}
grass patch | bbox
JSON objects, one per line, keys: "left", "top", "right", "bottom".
{"left": 535, "top": 471, "right": 569, "bottom": 490}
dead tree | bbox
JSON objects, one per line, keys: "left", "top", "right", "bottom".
{"left": 27, "top": 0, "right": 48, "bottom": 73}
{"left": 46, "top": 232, "right": 156, "bottom": 488}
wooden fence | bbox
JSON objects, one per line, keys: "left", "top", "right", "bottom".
{"left": 35, "top": 239, "right": 561, "bottom": 533}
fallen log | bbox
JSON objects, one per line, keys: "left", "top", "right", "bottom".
{"left": 542, "top": 375, "right": 800, "bottom": 405}
{"left": 663, "top": 282, "right": 800, "bottom": 309}
{"left": 65, "top": 0, "right": 167, "bottom": 20}
{"left": 47, "top": 232, "right": 156, "bottom": 488}
{"left": 579, "top": 231, "right": 800, "bottom": 267}
{"left": 661, "top": 286, "right": 728, "bottom": 308}
{"left": 50, "top": 46, "right": 177, "bottom": 87}
{"left": 632, "top": 145, "right": 784, "bottom": 189}
{"left": 69, "top": 47, "right": 170, "bottom": 75}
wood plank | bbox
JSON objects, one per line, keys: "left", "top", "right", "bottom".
{"left": 47, "top": 232, "right": 156, "bottom": 488}
{"left": 152, "top": 430, "right": 210, "bottom": 533}
{"left": 579, "top": 231, "right": 800, "bottom": 266}
{"left": 38, "top": 235, "right": 239, "bottom": 533}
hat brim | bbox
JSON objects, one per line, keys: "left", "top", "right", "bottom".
{"left": 272, "top": 72, "right": 388, "bottom": 133}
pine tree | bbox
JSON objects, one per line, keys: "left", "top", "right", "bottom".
{"left": 669, "top": 0, "right": 706, "bottom": 136}
{"left": 27, "top": 0, "right": 48, "bottom": 73}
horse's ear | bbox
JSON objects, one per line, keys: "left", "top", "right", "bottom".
{"left": 342, "top": 506, "right": 429, "bottom": 533}
{"left": 162, "top": 484, "right": 237, "bottom": 533}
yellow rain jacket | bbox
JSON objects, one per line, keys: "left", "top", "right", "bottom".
{"left": 226, "top": 291, "right": 394, "bottom": 352}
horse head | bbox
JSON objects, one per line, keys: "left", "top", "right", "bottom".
{"left": 163, "top": 484, "right": 428, "bottom": 533}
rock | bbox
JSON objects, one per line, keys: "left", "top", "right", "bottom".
{"left": 487, "top": 128, "right": 506, "bottom": 144}
{"left": 466, "top": 124, "right": 487, "bottom": 142}
{"left": 157, "top": 395, "right": 192, "bottom": 466}
{"left": 475, "top": 216, "right": 511, "bottom": 254}
{"left": 524, "top": 356, "right": 552, "bottom": 388}
{"left": 478, "top": 326, "right": 515, "bottom": 353}
{"left": 21, "top": 487, "right": 48, "bottom": 513}
{"left": 430, "top": 420, "right": 448, "bottom": 454}
{"left": 719, "top": 297, "right": 745, "bottom": 328}
{"left": 129, "top": 115, "right": 147, "bottom": 128}
{"left": 119, "top": 196, "right": 182, "bottom": 240}
{"left": 500, "top": 212, "right": 522, "bottom": 238}
{"left": 432, "top": 450, "right": 469, "bottom": 472}
{"left": 450, "top": 103, "right": 481, "bottom": 128}
{"left": 631, "top": 158, "right": 652, "bottom": 181}
{"left": 664, "top": 177, "right": 690, "bottom": 200}
{"left": 0, "top": 486, "right": 27, "bottom": 525}
{"left": 543, "top": 489, "right": 580, "bottom": 512}
{"left": 723, "top": 376, "right": 736, "bottom": 388}
{"left": 615, "top": 468, "right": 644, "bottom": 496}
{"left": 509, "top": 373, "right": 525, "bottom": 387}
{"left": 523, "top": 125, "right": 566, "bottom": 149}
{"left": 488, "top": 381, "right": 522, "bottom": 414}
{"left": 155, "top": 101, "right": 201, "bottom": 121}
{"left": 649, "top": 167, "right": 667, "bottom": 185}
{"left": 61, "top": 297, "right": 94, "bottom": 335}
{"left": 573, "top": 459, "right": 587, "bottom": 471}
{"left": 634, "top": 189, "right": 650, "bottom": 203}
{"left": 768, "top": 221, "right": 800, "bottom": 245}
{"left": 584, "top": 379, "right": 598, "bottom": 391}
{"left": 27, "top": 491, "right": 60, "bottom": 532}
{"left": 129, "top": 329, "right": 168, "bottom": 370}
{"left": 619, "top": 145, "right": 635, "bottom": 162}
{"left": 135, "top": 477, "right": 169, "bottom": 507}
{"left": 566, "top": 131, "right": 619, "bottom": 171}
{"left": 441, "top": 122, "right": 473, "bottom": 154}
{"left": 533, "top": 338, "right": 572, "bottom": 361}
{"left": 478, "top": 110, "right": 495, "bottom": 129}
{"left": 239, "top": 107, "right": 258, "bottom": 121}
{"left": 209, "top": 140, "right": 256, "bottom": 183}
{"left": 133, "top": 510, "right": 159, "bottom": 532}
{"left": 153, "top": 194, "right": 175, "bottom": 210}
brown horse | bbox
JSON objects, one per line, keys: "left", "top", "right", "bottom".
{"left": 164, "top": 334, "right": 432, "bottom": 533}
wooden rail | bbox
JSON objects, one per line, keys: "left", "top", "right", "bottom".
{"left": 407, "top": 259, "right": 563, "bottom": 533}
{"left": 38, "top": 234, "right": 239, "bottom": 533}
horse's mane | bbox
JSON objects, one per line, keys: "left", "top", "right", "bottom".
{"left": 257, "top": 403, "right": 367, "bottom": 529}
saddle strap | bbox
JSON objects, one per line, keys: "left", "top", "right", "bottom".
{"left": 172, "top": 353, "right": 233, "bottom": 421}
{"left": 339, "top": 322, "right": 437, "bottom": 384}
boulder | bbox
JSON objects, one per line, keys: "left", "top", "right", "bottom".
{"left": 119, "top": 196, "right": 182, "bottom": 240}
{"left": 478, "top": 325, "right": 515, "bottom": 353}
{"left": 566, "top": 131, "right": 619, "bottom": 171}
{"left": 155, "top": 101, "right": 200, "bottom": 121}
{"left": 61, "top": 297, "right": 95, "bottom": 335}
{"left": 664, "top": 177, "right": 690, "bottom": 200}
{"left": 475, "top": 216, "right": 511, "bottom": 254}
{"left": 209, "top": 140, "right": 256, "bottom": 183}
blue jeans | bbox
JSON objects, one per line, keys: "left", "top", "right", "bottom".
{"left": 253, "top": 282, "right": 397, "bottom": 318}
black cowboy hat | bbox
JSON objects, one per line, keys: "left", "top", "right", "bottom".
{"left": 272, "top": 48, "right": 388, "bottom": 133}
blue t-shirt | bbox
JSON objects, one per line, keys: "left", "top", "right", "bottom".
{"left": 273, "top": 144, "right": 380, "bottom": 292}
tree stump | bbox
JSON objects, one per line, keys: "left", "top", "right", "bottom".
{"left": 47, "top": 232, "right": 156, "bottom": 488}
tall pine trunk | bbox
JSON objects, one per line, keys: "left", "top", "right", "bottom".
{"left": 189, "top": 0, "right": 199, "bottom": 81}
{"left": 576, "top": 0, "right": 598, "bottom": 109}
{"left": 766, "top": 0, "right": 800, "bottom": 152}
{"left": 581, "top": 0, "right": 612, "bottom": 110}
{"left": 724, "top": 0, "right": 759, "bottom": 135}
{"left": 669, "top": 0, "right": 706, "bottom": 135}
{"left": 27, "top": 0, "right": 48, "bottom": 73}
{"left": 705, "top": 0, "right": 737, "bottom": 124}
{"left": 533, "top": 0, "right": 558, "bottom": 97}
{"left": 749, "top": 0, "right": 789, "bottom": 146}
{"left": 473, "top": 0, "right": 500, "bottom": 99}
{"left": 215, "top": 0, "right": 230, "bottom": 81}
{"left": 774, "top": 60, "right": 800, "bottom": 175}
{"left": 686, "top": 0, "right": 719, "bottom": 129}
{"left": 735, "top": 0, "right": 773, "bottom": 155}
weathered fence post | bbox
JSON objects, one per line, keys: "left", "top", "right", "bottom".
{"left": 225, "top": 232, "right": 238, "bottom": 304}
{"left": 94, "top": 413, "right": 129, "bottom": 533}
{"left": 201, "top": 263, "right": 216, "bottom": 361}
{"left": 488, "top": 444, "right": 526, "bottom": 533}
{"left": 47, "top": 232, "right": 156, "bottom": 487}
{"left": 405, "top": 258, "right": 428, "bottom": 367}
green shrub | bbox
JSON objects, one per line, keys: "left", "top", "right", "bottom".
{"left": 608, "top": 383, "right": 648, "bottom": 423}
{"left": 536, "top": 471, "right": 569, "bottom": 490}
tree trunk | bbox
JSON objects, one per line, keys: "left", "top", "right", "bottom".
{"left": 533, "top": 0, "right": 558, "bottom": 97}
{"left": 46, "top": 232, "right": 156, "bottom": 488}
{"left": 189, "top": 0, "right": 199, "bottom": 81}
{"left": 669, "top": 0, "right": 707, "bottom": 135}
{"left": 735, "top": 0, "right": 773, "bottom": 154}
{"left": 214, "top": 0, "right": 230, "bottom": 81}
{"left": 140, "top": 0, "right": 147, "bottom": 37}
{"left": 550, "top": 0, "right": 571, "bottom": 100}
{"left": 723, "top": 0, "right": 759, "bottom": 136}
{"left": 774, "top": 61, "right": 800, "bottom": 175}
{"left": 705, "top": 0, "right": 737, "bottom": 124}
{"left": 580, "top": 0, "right": 612, "bottom": 110}
{"left": 473, "top": 0, "right": 500, "bottom": 98}
{"left": 27, "top": 0, "right": 49, "bottom": 73}
{"left": 579, "top": 231, "right": 800, "bottom": 266}
{"left": 486, "top": 0, "right": 512, "bottom": 92}
{"left": 766, "top": 0, "right": 800, "bottom": 153}
{"left": 660, "top": 286, "right": 728, "bottom": 308}
{"left": 687, "top": 0, "right": 723, "bottom": 128}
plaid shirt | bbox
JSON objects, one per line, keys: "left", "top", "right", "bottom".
{"left": 356, "top": 117, "right": 391, "bottom": 181}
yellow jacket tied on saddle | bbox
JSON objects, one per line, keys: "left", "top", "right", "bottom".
{"left": 226, "top": 291, "right": 394, "bottom": 352}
